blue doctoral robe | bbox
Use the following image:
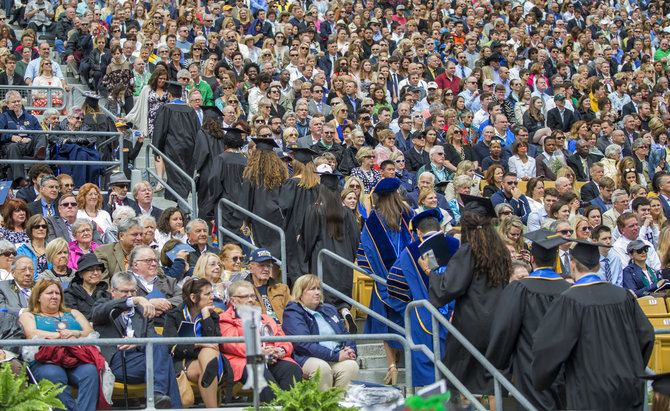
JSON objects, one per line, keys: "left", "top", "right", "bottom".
{"left": 385, "top": 234, "right": 460, "bottom": 386}
{"left": 357, "top": 209, "right": 415, "bottom": 349}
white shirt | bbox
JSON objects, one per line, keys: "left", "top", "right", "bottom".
{"left": 24, "top": 57, "right": 64, "bottom": 82}
{"left": 508, "top": 155, "right": 536, "bottom": 180}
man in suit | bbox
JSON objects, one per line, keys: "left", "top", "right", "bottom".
{"left": 567, "top": 139, "right": 603, "bottom": 181}
{"left": 47, "top": 193, "right": 102, "bottom": 243}
{"left": 317, "top": 39, "right": 339, "bottom": 82}
{"left": 622, "top": 88, "right": 641, "bottom": 117}
{"left": 308, "top": 84, "right": 331, "bottom": 117}
{"left": 546, "top": 94, "right": 576, "bottom": 132}
{"left": 535, "top": 135, "right": 559, "bottom": 181}
{"left": 580, "top": 162, "right": 605, "bottom": 203}
{"left": 0, "top": 255, "right": 34, "bottom": 316}
{"left": 15, "top": 163, "right": 52, "bottom": 203}
{"left": 0, "top": 56, "right": 25, "bottom": 85}
{"left": 129, "top": 245, "right": 182, "bottom": 321}
{"left": 657, "top": 173, "right": 670, "bottom": 220}
{"left": 91, "top": 271, "right": 180, "bottom": 409}
{"left": 602, "top": 189, "right": 629, "bottom": 230}
{"left": 131, "top": 181, "right": 163, "bottom": 221}
{"left": 27, "top": 175, "right": 60, "bottom": 218}
{"left": 319, "top": 10, "right": 336, "bottom": 49}
{"left": 551, "top": 219, "right": 574, "bottom": 277}
{"left": 186, "top": 219, "right": 219, "bottom": 267}
{"left": 589, "top": 176, "right": 615, "bottom": 214}
{"left": 94, "top": 217, "right": 144, "bottom": 284}
{"left": 103, "top": 171, "right": 137, "bottom": 214}
{"left": 297, "top": 116, "right": 323, "bottom": 148}
{"left": 622, "top": 115, "right": 639, "bottom": 147}
{"left": 343, "top": 79, "right": 362, "bottom": 122}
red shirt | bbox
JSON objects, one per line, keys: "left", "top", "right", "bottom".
{"left": 435, "top": 72, "right": 461, "bottom": 94}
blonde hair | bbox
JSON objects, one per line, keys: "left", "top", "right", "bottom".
{"left": 290, "top": 274, "right": 323, "bottom": 303}
{"left": 192, "top": 252, "right": 222, "bottom": 282}
{"left": 45, "top": 238, "right": 69, "bottom": 263}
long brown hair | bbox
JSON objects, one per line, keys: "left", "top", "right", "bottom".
{"left": 374, "top": 191, "right": 412, "bottom": 232}
{"left": 293, "top": 160, "right": 320, "bottom": 189}
{"left": 243, "top": 149, "right": 288, "bottom": 190}
{"left": 460, "top": 210, "right": 511, "bottom": 287}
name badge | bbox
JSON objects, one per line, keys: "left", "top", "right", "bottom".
{"left": 56, "top": 320, "right": 68, "bottom": 330}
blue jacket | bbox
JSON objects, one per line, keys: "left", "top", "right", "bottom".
{"left": 622, "top": 263, "right": 662, "bottom": 297}
{"left": 282, "top": 301, "right": 356, "bottom": 366}
{"left": 0, "top": 107, "right": 41, "bottom": 144}
{"left": 649, "top": 148, "right": 667, "bottom": 180}
{"left": 17, "top": 243, "right": 52, "bottom": 280}
{"left": 589, "top": 196, "right": 612, "bottom": 214}
{"left": 490, "top": 190, "right": 532, "bottom": 224}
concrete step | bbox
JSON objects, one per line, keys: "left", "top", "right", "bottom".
{"left": 359, "top": 355, "right": 390, "bottom": 370}
{"left": 357, "top": 368, "right": 406, "bottom": 387}
{"left": 357, "top": 342, "right": 386, "bottom": 357}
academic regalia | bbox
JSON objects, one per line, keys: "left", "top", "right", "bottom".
{"left": 385, "top": 233, "right": 460, "bottom": 386}
{"left": 279, "top": 177, "right": 319, "bottom": 281}
{"left": 429, "top": 243, "right": 506, "bottom": 394}
{"left": 486, "top": 268, "right": 570, "bottom": 410}
{"left": 238, "top": 179, "right": 285, "bottom": 258}
{"left": 152, "top": 99, "right": 200, "bottom": 203}
{"left": 301, "top": 203, "right": 360, "bottom": 309}
{"left": 357, "top": 209, "right": 415, "bottom": 348}
{"left": 193, "top": 129, "right": 227, "bottom": 218}
{"left": 531, "top": 274, "right": 655, "bottom": 410}
{"left": 204, "top": 150, "right": 248, "bottom": 238}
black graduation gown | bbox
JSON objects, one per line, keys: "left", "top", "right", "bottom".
{"left": 428, "top": 243, "right": 506, "bottom": 394}
{"left": 301, "top": 200, "right": 360, "bottom": 309}
{"left": 485, "top": 272, "right": 571, "bottom": 411}
{"left": 238, "top": 178, "right": 285, "bottom": 258}
{"left": 279, "top": 177, "right": 318, "bottom": 282}
{"left": 152, "top": 102, "right": 200, "bottom": 203}
{"left": 204, "top": 151, "right": 247, "bottom": 238}
{"left": 531, "top": 281, "right": 655, "bottom": 411}
{"left": 83, "top": 112, "right": 116, "bottom": 161}
{"left": 193, "top": 129, "right": 227, "bottom": 219}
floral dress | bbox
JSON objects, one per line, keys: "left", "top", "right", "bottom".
{"left": 147, "top": 89, "right": 169, "bottom": 139}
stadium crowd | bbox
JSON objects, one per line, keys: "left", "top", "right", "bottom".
{"left": 0, "top": 0, "right": 668, "bottom": 408}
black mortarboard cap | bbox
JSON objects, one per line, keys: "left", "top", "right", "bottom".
{"left": 318, "top": 169, "right": 343, "bottom": 191}
{"left": 202, "top": 105, "right": 223, "bottom": 120}
{"left": 460, "top": 194, "right": 496, "bottom": 218}
{"left": 84, "top": 92, "right": 102, "bottom": 109}
{"left": 224, "top": 127, "right": 248, "bottom": 139}
{"left": 571, "top": 238, "right": 610, "bottom": 267}
{"left": 291, "top": 147, "right": 318, "bottom": 164}
{"left": 373, "top": 177, "right": 402, "bottom": 195}
{"left": 641, "top": 373, "right": 670, "bottom": 397}
{"left": 252, "top": 138, "right": 280, "bottom": 151}
{"left": 166, "top": 80, "right": 185, "bottom": 97}
{"left": 524, "top": 228, "right": 571, "bottom": 262}
{"left": 411, "top": 208, "right": 443, "bottom": 231}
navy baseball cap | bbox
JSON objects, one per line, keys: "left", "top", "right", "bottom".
{"left": 249, "top": 248, "right": 274, "bottom": 262}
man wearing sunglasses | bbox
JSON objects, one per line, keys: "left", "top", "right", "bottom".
{"left": 103, "top": 171, "right": 137, "bottom": 213}
{"left": 490, "top": 172, "right": 531, "bottom": 224}
{"left": 47, "top": 193, "right": 103, "bottom": 243}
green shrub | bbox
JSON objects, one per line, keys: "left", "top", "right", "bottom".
{"left": 0, "top": 361, "right": 65, "bottom": 411}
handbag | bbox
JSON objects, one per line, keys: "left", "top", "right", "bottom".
{"left": 175, "top": 358, "right": 194, "bottom": 408}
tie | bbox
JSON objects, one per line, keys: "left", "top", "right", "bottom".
{"left": 602, "top": 257, "right": 611, "bottom": 282}
{"left": 20, "top": 288, "right": 30, "bottom": 304}
{"left": 562, "top": 251, "right": 571, "bottom": 275}
{"left": 46, "top": 204, "right": 53, "bottom": 217}
{"left": 318, "top": 102, "right": 322, "bottom": 111}
{"left": 460, "top": 66, "right": 466, "bottom": 78}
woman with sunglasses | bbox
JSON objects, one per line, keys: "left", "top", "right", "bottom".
{"left": 0, "top": 239, "right": 16, "bottom": 281}
{"left": 16, "top": 215, "right": 51, "bottom": 278}
{"left": 31, "top": 58, "right": 64, "bottom": 115}
{"left": 623, "top": 240, "right": 668, "bottom": 297}
{"left": 571, "top": 215, "right": 592, "bottom": 241}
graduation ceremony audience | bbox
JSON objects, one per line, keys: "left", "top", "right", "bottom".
{"left": 1, "top": 0, "right": 670, "bottom": 407}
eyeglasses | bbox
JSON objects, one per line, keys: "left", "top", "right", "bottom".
{"left": 232, "top": 293, "right": 256, "bottom": 300}
{"left": 230, "top": 256, "right": 243, "bottom": 262}
{"left": 434, "top": 152, "right": 445, "bottom": 156}
{"left": 137, "top": 258, "right": 159, "bottom": 265}
{"left": 499, "top": 210, "right": 513, "bottom": 216}
{"left": 259, "top": 133, "right": 272, "bottom": 138}
{"left": 624, "top": 168, "right": 636, "bottom": 173}
{"left": 112, "top": 29, "right": 120, "bottom": 32}
{"left": 60, "top": 202, "right": 77, "bottom": 207}
{"left": 255, "top": 119, "right": 265, "bottom": 123}
{"left": 0, "top": 250, "right": 16, "bottom": 257}
{"left": 558, "top": 229, "right": 574, "bottom": 235}
{"left": 580, "top": 226, "right": 591, "bottom": 232}
{"left": 113, "top": 184, "right": 129, "bottom": 189}
{"left": 395, "top": 159, "right": 405, "bottom": 163}
{"left": 228, "top": 100, "right": 238, "bottom": 104}
{"left": 180, "top": 77, "right": 189, "bottom": 81}
{"left": 363, "top": 155, "right": 374, "bottom": 159}
{"left": 43, "top": 62, "right": 52, "bottom": 65}
{"left": 32, "top": 224, "right": 48, "bottom": 229}
{"left": 363, "top": 104, "right": 373, "bottom": 107}
{"left": 193, "top": 47, "right": 202, "bottom": 51}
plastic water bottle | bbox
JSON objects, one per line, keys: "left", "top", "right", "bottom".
{"left": 42, "top": 26, "right": 46, "bottom": 37}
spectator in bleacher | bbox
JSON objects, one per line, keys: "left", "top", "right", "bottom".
{"left": 76, "top": 183, "right": 113, "bottom": 234}
{"left": 19, "top": 279, "right": 100, "bottom": 410}
{"left": 245, "top": 248, "right": 290, "bottom": 323}
{"left": 64, "top": 253, "right": 110, "bottom": 320}
{"left": 52, "top": 7, "right": 75, "bottom": 55}
{"left": 102, "top": 45, "right": 134, "bottom": 114}
{"left": 165, "top": 278, "right": 230, "bottom": 407}
{"left": 64, "top": 17, "right": 93, "bottom": 79}
{"left": 38, "top": 237, "right": 74, "bottom": 284}
{"left": 219, "top": 243, "right": 249, "bottom": 281}
{"left": 41, "top": 108, "right": 60, "bottom": 131}
{"left": 24, "top": 0, "right": 53, "bottom": 35}
{"left": 159, "top": 239, "right": 191, "bottom": 281}
{"left": 102, "top": 171, "right": 135, "bottom": 213}
{"left": 0, "top": 255, "right": 33, "bottom": 315}
{"left": 94, "top": 216, "right": 144, "bottom": 283}
{"left": 31, "top": 58, "right": 65, "bottom": 113}
{"left": 91, "top": 271, "right": 181, "bottom": 409}
{"left": 0, "top": 239, "right": 16, "bottom": 281}
{"left": 0, "top": 90, "right": 46, "bottom": 181}
{"left": 612, "top": 212, "right": 662, "bottom": 273}
{"left": 0, "top": 198, "right": 30, "bottom": 245}
{"left": 283, "top": 274, "right": 359, "bottom": 391}
{"left": 186, "top": 218, "right": 217, "bottom": 268}
{"left": 101, "top": 205, "right": 136, "bottom": 244}
{"left": 56, "top": 174, "right": 74, "bottom": 196}
{"left": 138, "top": 215, "right": 158, "bottom": 249}
{"left": 220, "top": 279, "right": 301, "bottom": 402}
{"left": 155, "top": 207, "right": 186, "bottom": 251}
{"left": 17, "top": 214, "right": 50, "bottom": 277}
{"left": 592, "top": 225, "right": 623, "bottom": 287}
{"left": 15, "top": 164, "right": 50, "bottom": 203}
{"left": 67, "top": 219, "right": 99, "bottom": 269}
{"left": 27, "top": 175, "right": 59, "bottom": 218}
{"left": 24, "top": 42, "right": 69, "bottom": 92}
{"left": 84, "top": 34, "right": 107, "bottom": 92}
{"left": 490, "top": 172, "right": 532, "bottom": 224}
{"left": 47, "top": 193, "right": 100, "bottom": 244}
{"left": 0, "top": 55, "right": 24, "bottom": 85}
{"left": 131, "top": 180, "right": 163, "bottom": 220}
{"left": 130, "top": 245, "right": 182, "bottom": 319}
{"left": 15, "top": 47, "right": 32, "bottom": 79}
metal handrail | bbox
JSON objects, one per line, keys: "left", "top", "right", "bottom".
{"left": 71, "top": 85, "right": 118, "bottom": 122}
{"left": 0, "top": 85, "right": 67, "bottom": 111}
{"left": 5, "top": 333, "right": 410, "bottom": 410}
{"left": 144, "top": 143, "right": 197, "bottom": 216}
{"left": 405, "top": 300, "right": 538, "bottom": 411}
{"left": 216, "top": 197, "right": 287, "bottom": 284}
{"left": 317, "top": 248, "right": 387, "bottom": 285}
{"left": 0, "top": 129, "right": 124, "bottom": 169}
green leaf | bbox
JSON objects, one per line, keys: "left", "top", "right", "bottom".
{"left": 0, "top": 362, "right": 65, "bottom": 411}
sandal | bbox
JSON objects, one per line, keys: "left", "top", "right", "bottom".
{"left": 384, "top": 364, "right": 398, "bottom": 386}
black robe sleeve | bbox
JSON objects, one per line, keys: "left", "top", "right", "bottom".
{"left": 485, "top": 281, "right": 526, "bottom": 370}
{"left": 429, "top": 243, "right": 475, "bottom": 308}
{"left": 152, "top": 104, "right": 170, "bottom": 151}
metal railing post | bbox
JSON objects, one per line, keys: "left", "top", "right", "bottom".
{"left": 316, "top": 248, "right": 387, "bottom": 285}
{"left": 432, "top": 314, "right": 440, "bottom": 383}
{"left": 217, "top": 198, "right": 287, "bottom": 284}
{"left": 146, "top": 341, "right": 155, "bottom": 409}
{"left": 144, "top": 143, "right": 197, "bottom": 216}
{"left": 0, "top": 85, "right": 67, "bottom": 111}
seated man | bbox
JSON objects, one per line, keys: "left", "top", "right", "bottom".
{"left": 186, "top": 218, "right": 218, "bottom": 267}
{"left": 131, "top": 180, "right": 163, "bottom": 220}
{"left": 47, "top": 193, "right": 103, "bottom": 243}
{"left": 129, "top": 245, "right": 182, "bottom": 325}
{"left": 95, "top": 217, "right": 144, "bottom": 283}
{"left": 0, "top": 256, "right": 35, "bottom": 316}
{"left": 103, "top": 172, "right": 137, "bottom": 214}
{"left": 245, "top": 248, "right": 290, "bottom": 324}
{"left": 0, "top": 90, "right": 46, "bottom": 182}
{"left": 15, "top": 163, "right": 52, "bottom": 203}
{"left": 24, "top": 0, "right": 54, "bottom": 34}
{"left": 91, "top": 271, "right": 181, "bottom": 409}
{"left": 27, "top": 175, "right": 60, "bottom": 218}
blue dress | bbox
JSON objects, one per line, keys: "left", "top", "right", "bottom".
{"left": 357, "top": 209, "right": 414, "bottom": 349}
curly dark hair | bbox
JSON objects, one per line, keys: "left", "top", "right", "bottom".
{"left": 1, "top": 198, "right": 30, "bottom": 230}
{"left": 148, "top": 66, "right": 168, "bottom": 91}
{"left": 460, "top": 210, "right": 511, "bottom": 288}
{"left": 157, "top": 207, "right": 186, "bottom": 235}
{"left": 243, "top": 149, "right": 288, "bottom": 190}
{"left": 202, "top": 116, "right": 225, "bottom": 139}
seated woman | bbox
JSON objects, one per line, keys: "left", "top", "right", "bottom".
{"left": 219, "top": 280, "right": 302, "bottom": 403}
{"left": 623, "top": 240, "right": 668, "bottom": 297}
{"left": 155, "top": 207, "right": 187, "bottom": 251}
{"left": 160, "top": 238, "right": 191, "bottom": 281}
{"left": 38, "top": 238, "right": 75, "bottom": 284}
{"left": 282, "top": 274, "right": 359, "bottom": 391}
{"left": 17, "top": 214, "right": 51, "bottom": 279}
{"left": 64, "top": 254, "right": 110, "bottom": 321}
{"left": 192, "top": 252, "right": 227, "bottom": 308}
{"left": 19, "top": 279, "right": 99, "bottom": 410}
{"left": 67, "top": 219, "right": 100, "bottom": 269}
{"left": 0, "top": 198, "right": 30, "bottom": 246}
{"left": 164, "top": 278, "right": 228, "bottom": 408}
{"left": 0, "top": 239, "right": 16, "bottom": 281}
